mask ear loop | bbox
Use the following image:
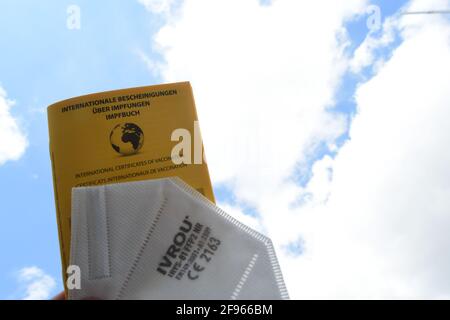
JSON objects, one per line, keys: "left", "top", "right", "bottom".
{"left": 86, "top": 185, "right": 112, "bottom": 280}
{"left": 69, "top": 187, "right": 85, "bottom": 300}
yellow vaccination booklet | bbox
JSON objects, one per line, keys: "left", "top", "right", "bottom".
{"left": 47, "top": 82, "right": 215, "bottom": 286}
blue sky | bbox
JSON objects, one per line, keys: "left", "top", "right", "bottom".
{"left": 3, "top": 0, "right": 450, "bottom": 299}
{"left": 0, "top": 0, "right": 165, "bottom": 298}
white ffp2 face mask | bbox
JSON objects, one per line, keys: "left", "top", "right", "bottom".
{"left": 68, "top": 177, "right": 289, "bottom": 300}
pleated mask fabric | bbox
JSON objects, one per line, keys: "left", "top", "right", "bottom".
{"left": 68, "top": 177, "right": 289, "bottom": 300}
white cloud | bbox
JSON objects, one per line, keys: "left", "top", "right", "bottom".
{"left": 350, "top": 0, "right": 450, "bottom": 74}
{"left": 140, "top": 0, "right": 367, "bottom": 295}
{"left": 218, "top": 202, "right": 264, "bottom": 233}
{"left": 146, "top": 0, "right": 368, "bottom": 206}
{"left": 16, "top": 266, "right": 56, "bottom": 300}
{"left": 350, "top": 16, "right": 398, "bottom": 73}
{"left": 141, "top": 0, "right": 450, "bottom": 299}
{"left": 134, "top": 48, "right": 163, "bottom": 77}
{"left": 138, "top": 0, "right": 175, "bottom": 15}
{"left": 0, "top": 86, "right": 28, "bottom": 165}
{"left": 284, "top": 0, "right": 450, "bottom": 299}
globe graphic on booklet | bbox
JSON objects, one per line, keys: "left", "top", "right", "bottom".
{"left": 110, "top": 123, "right": 144, "bottom": 155}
